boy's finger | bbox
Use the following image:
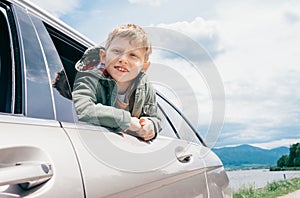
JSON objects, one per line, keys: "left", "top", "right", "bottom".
{"left": 139, "top": 118, "right": 147, "bottom": 126}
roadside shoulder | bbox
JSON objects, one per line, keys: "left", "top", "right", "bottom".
{"left": 277, "top": 189, "right": 300, "bottom": 198}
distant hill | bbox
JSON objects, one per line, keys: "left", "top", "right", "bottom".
{"left": 212, "top": 144, "right": 289, "bottom": 170}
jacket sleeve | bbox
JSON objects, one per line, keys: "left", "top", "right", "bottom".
{"left": 141, "top": 81, "right": 162, "bottom": 134}
{"left": 72, "top": 72, "right": 131, "bottom": 131}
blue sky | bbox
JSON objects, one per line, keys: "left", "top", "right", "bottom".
{"left": 30, "top": 0, "right": 300, "bottom": 149}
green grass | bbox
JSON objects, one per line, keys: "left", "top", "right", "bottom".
{"left": 233, "top": 177, "right": 300, "bottom": 198}
{"left": 270, "top": 167, "right": 300, "bottom": 171}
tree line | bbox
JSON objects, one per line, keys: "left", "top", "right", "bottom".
{"left": 277, "top": 142, "right": 300, "bottom": 168}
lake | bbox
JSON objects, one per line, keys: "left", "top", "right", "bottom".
{"left": 226, "top": 169, "right": 300, "bottom": 191}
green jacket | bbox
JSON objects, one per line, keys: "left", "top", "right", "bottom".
{"left": 72, "top": 69, "right": 161, "bottom": 134}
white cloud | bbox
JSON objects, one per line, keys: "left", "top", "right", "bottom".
{"left": 30, "top": 0, "right": 80, "bottom": 17}
{"left": 145, "top": 18, "right": 226, "bottom": 145}
{"left": 251, "top": 138, "right": 300, "bottom": 149}
{"left": 225, "top": 70, "right": 300, "bottom": 126}
{"left": 157, "top": 17, "right": 216, "bottom": 38}
{"left": 128, "top": 0, "right": 167, "bottom": 6}
{"left": 210, "top": 1, "right": 300, "bottom": 147}
{"left": 282, "top": 1, "right": 300, "bottom": 25}
{"left": 148, "top": 50, "right": 212, "bottom": 127}
{"left": 284, "top": 11, "right": 300, "bottom": 24}
{"left": 155, "top": 17, "right": 224, "bottom": 57}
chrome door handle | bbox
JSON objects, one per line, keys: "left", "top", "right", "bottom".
{"left": 0, "top": 162, "right": 53, "bottom": 190}
{"left": 177, "top": 154, "right": 192, "bottom": 163}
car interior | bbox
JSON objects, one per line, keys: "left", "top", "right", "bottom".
{"left": 0, "top": 8, "right": 12, "bottom": 113}
{"left": 46, "top": 23, "right": 86, "bottom": 99}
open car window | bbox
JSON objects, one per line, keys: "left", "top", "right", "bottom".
{"left": 157, "top": 93, "right": 204, "bottom": 145}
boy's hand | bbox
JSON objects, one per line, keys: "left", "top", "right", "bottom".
{"left": 136, "top": 117, "right": 155, "bottom": 141}
{"left": 128, "top": 117, "right": 142, "bottom": 131}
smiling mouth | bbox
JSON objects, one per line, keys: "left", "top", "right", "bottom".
{"left": 114, "top": 66, "right": 129, "bottom": 72}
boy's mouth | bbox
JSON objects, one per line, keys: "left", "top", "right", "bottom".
{"left": 114, "top": 66, "right": 129, "bottom": 72}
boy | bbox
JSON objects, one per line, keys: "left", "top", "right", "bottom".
{"left": 72, "top": 24, "right": 161, "bottom": 141}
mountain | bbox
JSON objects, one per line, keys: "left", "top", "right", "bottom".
{"left": 212, "top": 144, "right": 289, "bottom": 170}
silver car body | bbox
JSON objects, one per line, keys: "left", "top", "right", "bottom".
{"left": 0, "top": 0, "right": 231, "bottom": 197}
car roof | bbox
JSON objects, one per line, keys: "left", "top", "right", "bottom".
{"left": 6, "top": 0, "right": 95, "bottom": 47}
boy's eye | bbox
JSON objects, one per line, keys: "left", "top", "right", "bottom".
{"left": 130, "top": 53, "right": 139, "bottom": 58}
{"left": 112, "top": 49, "right": 121, "bottom": 54}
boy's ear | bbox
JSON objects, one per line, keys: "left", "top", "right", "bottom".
{"left": 142, "top": 61, "right": 151, "bottom": 72}
{"left": 99, "top": 49, "right": 105, "bottom": 64}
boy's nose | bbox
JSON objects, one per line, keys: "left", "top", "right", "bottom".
{"left": 118, "top": 54, "right": 128, "bottom": 65}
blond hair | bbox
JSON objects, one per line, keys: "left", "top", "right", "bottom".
{"left": 105, "top": 24, "right": 152, "bottom": 61}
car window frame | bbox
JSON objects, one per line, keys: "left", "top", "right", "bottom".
{"left": 11, "top": 4, "right": 56, "bottom": 120}
{"left": 28, "top": 13, "right": 87, "bottom": 123}
{"left": 157, "top": 92, "right": 206, "bottom": 146}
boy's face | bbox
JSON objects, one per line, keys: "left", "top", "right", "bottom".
{"left": 103, "top": 37, "right": 150, "bottom": 84}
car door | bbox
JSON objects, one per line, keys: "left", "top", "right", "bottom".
{"left": 60, "top": 119, "right": 210, "bottom": 197}
{"left": 60, "top": 93, "right": 229, "bottom": 198}
{"left": 0, "top": 2, "right": 84, "bottom": 197}
{"left": 155, "top": 94, "right": 230, "bottom": 198}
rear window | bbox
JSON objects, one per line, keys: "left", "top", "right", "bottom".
{"left": 0, "top": 5, "right": 17, "bottom": 114}
{"left": 42, "top": 22, "right": 88, "bottom": 122}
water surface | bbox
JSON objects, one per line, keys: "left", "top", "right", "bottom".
{"left": 227, "top": 169, "right": 300, "bottom": 191}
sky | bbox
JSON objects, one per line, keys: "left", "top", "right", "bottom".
{"left": 30, "top": 0, "right": 300, "bottom": 149}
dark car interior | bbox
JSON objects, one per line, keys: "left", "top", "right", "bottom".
{"left": 0, "top": 9, "right": 12, "bottom": 113}
{"left": 46, "top": 24, "right": 87, "bottom": 99}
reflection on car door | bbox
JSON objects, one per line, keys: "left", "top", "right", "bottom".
{"left": 0, "top": 116, "right": 84, "bottom": 197}
{"left": 62, "top": 122, "right": 211, "bottom": 197}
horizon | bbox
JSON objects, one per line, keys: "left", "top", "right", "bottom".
{"left": 213, "top": 143, "right": 291, "bottom": 150}
{"left": 29, "top": 0, "right": 300, "bottom": 149}
{"left": 213, "top": 138, "right": 299, "bottom": 149}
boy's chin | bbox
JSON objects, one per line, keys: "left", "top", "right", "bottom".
{"left": 111, "top": 75, "right": 135, "bottom": 83}
{"left": 114, "top": 78, "right": 135, "bottom": 84}
{"left": 112, "top": 75, "right": 123, "bottom": 81}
